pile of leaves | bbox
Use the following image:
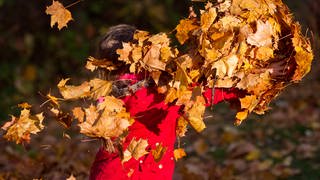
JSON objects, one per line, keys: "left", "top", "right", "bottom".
{"left": 1, "top": 0, "right": 313, "bottom": 163}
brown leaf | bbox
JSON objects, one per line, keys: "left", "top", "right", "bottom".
{"left": 151, "top": 143, "right": 167, "bottom": 162}
{"left": 45, "top": 0, "right": 73, "bottom": 30}
{"left": 176, "top": 116, "right": 188, "bottom": 137}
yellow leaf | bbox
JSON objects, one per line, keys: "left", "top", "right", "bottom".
{"left": 86, "top": 56, "right": 117, "bottom": 72}
{"left": 175, "top": 19, "right": 198, "bottom": 45}
{"left": 46, "top": 93, "right": 60, "bottom": 107}
{"left": 122, "top": 138, "right": 149, "bottom": 163}
{"left": 200, "top": 6, "right": 217, "bottom": 32}
{"left": 176, "top": 116, "right": 188, "bottom": 137}
{"left": 57, "top": 78, "right": 91, "bottom": 100}
{"left": 89, "top": 78, "right": 112, "bottom": 99}
{"left": 185, "top": 96, "right": 206, "bottom": 133}
{"left": 17, "top": 102, "right": 32, "bottom": 109}
{"left": 174, "top": 148, "right": 187, "bottom": 161}
{"left": 239, "top": 95, "right": 259, "bottom": 112}
{"left": 2, "top": 109, "right": 44, "bottom": 144}
{"left": 45, "top": 0, "right": 73, "bottom": 30}
{"left": 151, "top": 143, "right": 168, "bottom": 162}
{"left": 235, "top": 110, "right": 249, "bottom": 125}
{"left": 117, "top": 43, "right": 133, "bottom": 64}
{"left": 72, "top": 107, "right": 85, "bottom": 123}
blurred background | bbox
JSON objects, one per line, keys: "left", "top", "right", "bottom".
{"left": 0, "top": 0, "right": 319, "bottom": 179}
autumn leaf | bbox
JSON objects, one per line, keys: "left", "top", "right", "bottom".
{"left": 175, "top": 19, "right": 198, "bottom": 45}
{"left": 57, "top": 78, "right": 91, "bottom": 100}
{"left": 200, "top": 5, "right": 217, "bottom": 32}
{"left": 86, "top": 56, "right": 117, "bottom": 72}
{"left": 72, "top": 107, "right": 85, "bottom": 123}
{"left": 89, "top": 78, "right": 112, "bottom": 99}
{"left": 174, "top": 148, "right": 187, "bottom": 161}
{"left": 50, "top": 108, "right": 73, "bottom": 128}
{"left": 185, "top": 96, "right": 206, "bottom": 133}
{"left": 18, "top": 102, "right": 32, "bottom": 109}
{"left": 45, "top": 0, "right": 73, "bottom": 30}
{"left": 122, "top": 138, "right": 149, "bottom": 163}
{"left": 151, "top": 143, "right": 167, "bottom": 162}
{"left": 247, "top": 20, "right": 273, "bottom": 47}
{"left": 2, "top": 109, "right": 44, "bottom": 144}
{"left": 176, "top": 116, "right": 188, "bottom": 137}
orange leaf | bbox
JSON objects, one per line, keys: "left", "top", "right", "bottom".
{"left": 174, "top": 148, "right": 187, "bottom": 161}
{"left": 151, "top": 143, "right": 168, "bottom": 162}
{"left": 45, "top": 0, "right": 73, "bottom": 30}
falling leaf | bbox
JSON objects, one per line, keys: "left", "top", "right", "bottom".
{"left": 176, "top": 116, "right": 188, "bottom": 137}
{"left": 185, "top": 96, "right": 206, "bottom": 133}
{"left": 175, "top": 19, "right": 198, "bottom": 44}
{"left": 18, "top": 102, "right": 32, "bottom": 109}
{"left": 151, "top": 143, "right": 168, "bottom": 162}
{"left": 174, "top": 148, "right": 187, "bottom": 161}
{"left": 72, "top": 107, "right": 85, "bottom": 123}
{"left": 50, "top": 108, "right": 73, "bottom": 128}
{"left": 122, "top": 138, "right": 149, "bottom": 163}
{"left": 86, "top": 56, "right": 117, "bottom": 72}
{"left": 200, "top": 6, "right": 217, "bottom": 32}
{"left": 89, "top": 78, "right": 112, "bottom": 99}
{"left": 2, "top": 109, "right": 44, "bottom": 144}
{"left": 45, "top": 0, "right": 73, "bottom": 30}
{"left": 117, "top": 43, "right": 133, "bottom": 64}
{"left": 57, "top": 78, "right": 91, "bottom": 100}
{"left": 247, "top": 20, "right": 273, "bottom": 47}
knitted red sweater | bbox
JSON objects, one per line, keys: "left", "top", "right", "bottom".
{"left": 90, "top": 75, "right": 239, "bottom": 180}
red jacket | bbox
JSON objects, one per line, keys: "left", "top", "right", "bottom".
{"left": 90, "top": 75, "right": 239, "bottom": 180}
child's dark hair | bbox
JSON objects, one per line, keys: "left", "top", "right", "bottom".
{"left": 99, "top": 24, "right": 136, "bottom": 62}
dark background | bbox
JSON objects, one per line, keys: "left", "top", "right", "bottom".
{"left": 0, "top": 0, "right": 319, "bottom": 179}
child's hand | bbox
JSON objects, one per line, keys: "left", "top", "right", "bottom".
{"left": 266, "top": 61, "right": 293, "bottom": 79}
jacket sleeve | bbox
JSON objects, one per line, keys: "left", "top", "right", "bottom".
{"left": 202, "top": 88, "right": 243, "bottom": 106}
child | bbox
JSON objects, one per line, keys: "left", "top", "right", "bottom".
{"left": 90, "top": 25, "right": 290, "bottom": 180}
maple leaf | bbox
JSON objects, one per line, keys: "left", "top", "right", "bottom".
{"left": 57, "top": 78, "right": 91, "bottom": 100}
{"left": 2, "top": 109, "right": 44, "bottom": 144}
{"left": 78, "top": 97, "right": 132, "bottom": 139}
{"left": 185, "top": 96, "right": 206, "bottom": 133}
{"left": 175, "top": 19, "right": 198, "bottom": 45}
{"left": 174, "top": 148, "right": 187, "bottom": 161}
{"left": 122, "top": 138, "right": 149, "bottom": 163}
{"left": 45, "top": 1, "right": 73, "bottom": 30}
{"left": 247, "top": 20, "right": 273, "bottom": 47}
{"left": 151, "top": 143, "right": 167, "bottom": 162}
